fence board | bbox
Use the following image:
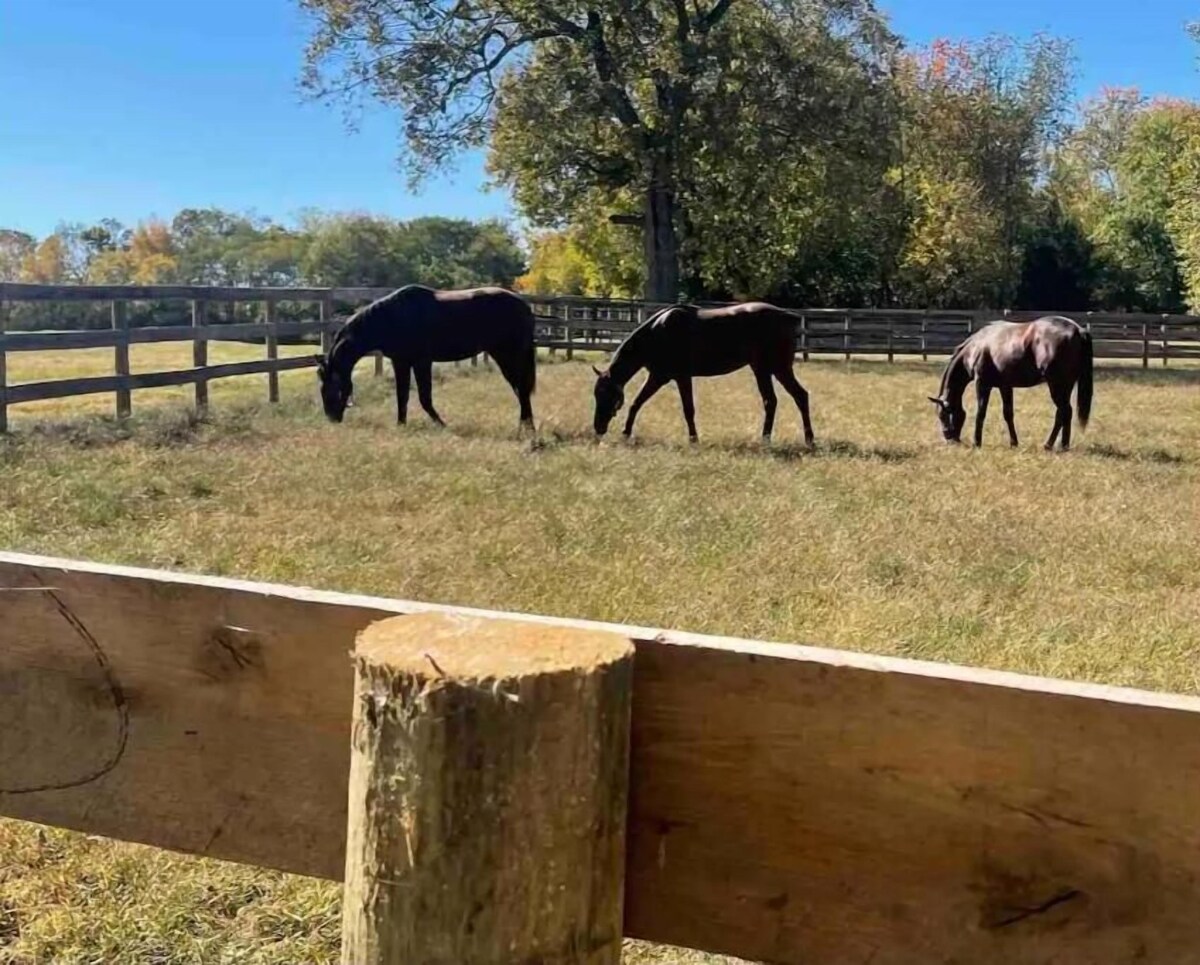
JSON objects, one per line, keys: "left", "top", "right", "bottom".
{"left": 6, "top": 357, "right": 317, "bottom": 404}
{"left": 3, "top": 552, "right": 1200, "bottom": 964}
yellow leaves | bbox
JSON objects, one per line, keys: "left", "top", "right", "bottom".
{"left": 19, "top": 235, "right": 71, "bottom": 283}
{"left": 84, "top": 220, "right": 178, "bottom": 285}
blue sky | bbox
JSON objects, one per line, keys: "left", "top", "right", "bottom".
{"left": 1, "top": 0, "right": 1197, "bottom": 238}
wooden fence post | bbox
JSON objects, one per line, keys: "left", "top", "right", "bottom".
{"left": 800, "top": 314, "right": 809, "bottom": 362}
{"left": 112, "top": 300, "right": 131, "bottom": 419}
{"left": 843, "top": 313, "right": 851, "bottom": 361}
{"left": 0, "top": 299, "right": 8, "bottom": 434}
{"left": 920, "top": 317, "right": 928, "bottom": 361}
{"left": 1142, "top": 319, "right": 1150, "bottom": 369}
{"left": 192, "top": 300, "right": 208, "bottom": 412}
{"left": 320, "top": 297, "right": 334, "bottom": 356}
{"left": 1162, "top": 314, "right": 1169, "bottom": 366}
{"left": 341, "top": 612, "right": 633, "bottom": 965}
{"left": 264, "top": 299, "right": 279, "bottom": 404}
{"left": 565, "top": 322, "right": 574, "bottom": 360}
{"left": 887, "top": 317, "right": 894, "bottom": 363}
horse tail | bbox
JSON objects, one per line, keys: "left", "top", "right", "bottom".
{"left": 1077, "top": 329, "right": 1093, "bottom": 430}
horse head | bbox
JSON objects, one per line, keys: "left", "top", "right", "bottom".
{"left": 928, "top": 396, "right": 965, "bottom": 443}
{"left": 317, "top": 354, "right": 353, "bottom": 423}
{"left": 592, "top": 365, "right": 625, "bottom": 437}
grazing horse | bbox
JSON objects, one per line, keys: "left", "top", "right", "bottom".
{"left": 929, "top": 315, "right": 1093, "bottom": 450}
{"left": 591, "top": 302, "right": 815, "bottom": 445}
{"left": 316, "top": 285, "right": 536, "bottom": 428}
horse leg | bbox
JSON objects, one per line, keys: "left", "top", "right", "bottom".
{"left": 1055, "top": 382, "right": 1075, "bottom": 451}
{"left": 775, "top": 366, "right": 815, "bottom": 447}
{"left": 392, "top": 359, "right": 411, "bottom": 425}
{"left": 974, "top": 381, "right": 992, "bottom": 448}
{"left": 623, "top": 373, "right": 667, "bottom": 438}
{"left": 491, "top": 349, "right": 534, "bottom": 429}
{"left": 753, "top": 365, "right": 778, "bottom": 441}
{"left": 414, "top": 360, "right": 445, "bottom": 427}
{"left": 1043, "top": 385, "right": 1064, "bottom": 451}
{"left": 1000, "top": 385, "right": 1018, "bottom": 447}
{"left": 676, "top": 376, "right": 699, "bottom": 442}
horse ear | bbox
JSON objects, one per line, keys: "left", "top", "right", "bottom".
{"left": 592, "top": 365, "right": 604, "bottom": 377}
{"left": 927, "top": 396, "right": 943, "bottom": 407}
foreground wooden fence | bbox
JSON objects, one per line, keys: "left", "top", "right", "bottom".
{"left": 3, "top": 550, "right": 1200, "bottom": 962}
{"left": 1, "top": 282, "right": 1199, "bottom": 430}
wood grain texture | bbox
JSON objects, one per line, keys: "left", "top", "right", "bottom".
{"left": 192, "top": 300, "right": 208, "bottom": 410}
{"left": 5, "top": 357, "right": 319, "bottom": 404}
{"left": 112, "top": 300, "right": 130, "bottom": 418}
{"left": 342, "top": 614, "right": 631, "bottom": 965}
{"left": 264, "top": 301, "right": 279, "bottom": 403}
{"left": 0, "top": 300, "right": 7, "bottom": 433}
{"left": 4, "top": 552, "right": 1200, "bottom": 963}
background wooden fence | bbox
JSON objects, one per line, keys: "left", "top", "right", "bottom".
{"left": 4, "top": 550, "right": 1200, "bottom": 963}
{"left": 2, "top": 282, "right": 1198, "bottom": 429}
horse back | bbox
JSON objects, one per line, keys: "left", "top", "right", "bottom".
{"left": 644, "top": 301, "right": 796, "bottom": 376}
{"left": 967, "top": 317, "right": 1085, "bottom": 385}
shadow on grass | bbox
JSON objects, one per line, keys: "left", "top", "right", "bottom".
{"left": 1095, "top": 365, "right": 1200, "bottom": 387}
{"left": 1082, "top": 442, "right": 1188, "bottom": 465}
{"left": 4, "top": 407, "right": 262, "bottom": 452}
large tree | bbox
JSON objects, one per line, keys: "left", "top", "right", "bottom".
{"left": 297, "top": 0, "right": 890, "bottom": 301}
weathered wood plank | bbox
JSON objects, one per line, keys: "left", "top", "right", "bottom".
{"left": 341, "top": 614, "right": 631, "bottom": 964}
{"left": 0, "top": 330, "right": 122, "bottom": 351}
{"left": 0, "top": 300, "right": 7, "bottom": 432}
{"left": 0, "top": 284, "right": 359, "bottom": 303}
{"left": 3, "top": 552, "right": 1200, "bottom": 963}
{"left": 5, "top": 357, "right": 318, "bottom": 405}
{"left": 112, "top": 301, "right": 130, "bottom": 419}
{"left": 192, "top": 300, "right": 208, "bottom": 411}
{"left": 264, "top": 301, "right": 279, "bottom": 403}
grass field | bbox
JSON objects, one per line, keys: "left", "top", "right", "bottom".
{"left": 1, "top": 344, "right": 1198, "bottom": 963}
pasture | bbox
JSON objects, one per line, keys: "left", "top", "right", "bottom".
{"left": 1, "top": 346, "right": 1198, "bottom": 963}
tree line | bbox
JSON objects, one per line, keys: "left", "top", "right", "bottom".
{"left": 299, "top": 0, "right": 1200, "bottom": 313}
{"left": 0, "top": 212, "right": 525, "bottom": 329}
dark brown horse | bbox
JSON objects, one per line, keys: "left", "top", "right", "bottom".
{"left": 591, "top": 302, "right": 815, "bottom": 445}
{"left": 929, "top": 315, "right": 1093, "bottom": 450}
{"left": 317, "top": 285, "right": 536, "bottom": 428}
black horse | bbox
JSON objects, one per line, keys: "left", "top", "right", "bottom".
{"left": 317, "top": 285, "right": 536, "bottom": 428}
{"left": 592, "top": 302, "right": 815, "bottom": 445}
{"left": 929, "top": 315, "right": 1093, "bottom": 450}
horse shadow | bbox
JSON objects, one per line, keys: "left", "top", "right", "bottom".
{"left": 1082, "top": 442, "right": 1188, "bottom": 465}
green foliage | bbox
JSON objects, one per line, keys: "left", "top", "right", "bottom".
{"left": 301, "top": 214, "right": 524, "bottom": 288}
{"left": 0, "top": 209, "right": 524, "bottom": 330}
{"left": 517, "top": 204, "right": 643, "bottom": 298}
{"left": 890, "top": 36, "right": 1074, "bottom": 307}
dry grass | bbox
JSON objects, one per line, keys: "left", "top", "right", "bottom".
{"left": 1, "top": 345, "right": 1198, "bottom": 963}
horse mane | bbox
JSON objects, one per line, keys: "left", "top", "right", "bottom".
{"left": 937, "top": 344, "right": 969, "bottom": 401}
{"left": 326, "top": 286, "right": 431, "bottom": 367}
{"left": 606, "top": 305, "right": 678, "bottom": 381}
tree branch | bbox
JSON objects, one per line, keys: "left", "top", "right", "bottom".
{"left": 696, "top": 0, "right": 735, "bottom": 34}
{"left": 582, "top": 11, "right": 647, "bottom": 137}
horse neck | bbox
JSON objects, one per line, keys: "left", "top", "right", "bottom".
{"left": 608, "top": 332, "right": 647, "bottom": 386}
{"left": 329, "top": 330, "right": 369, "bottom": 378}
{"left": 940, "top": 350, "right": 972, "bottom": 405}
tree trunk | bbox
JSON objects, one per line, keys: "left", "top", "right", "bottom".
{"left": 643, "top": 165, "right": 680, "bottom": 303}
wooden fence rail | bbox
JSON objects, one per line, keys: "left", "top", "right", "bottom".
{"left": 1, "top": 283, "right": 1198, "bottom": 429}
{"left": 4, "top": 550, "right": 1200, "bottom": 962}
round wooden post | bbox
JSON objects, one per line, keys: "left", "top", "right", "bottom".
{"left": 342, "top": 612, "right": 634, "bottom": 965}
